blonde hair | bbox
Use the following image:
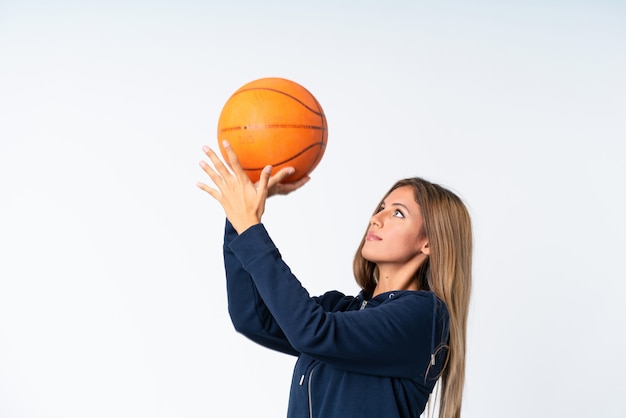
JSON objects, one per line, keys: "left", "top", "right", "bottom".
{"left": 353, "top": 177, "right": 472, "bottom": 418}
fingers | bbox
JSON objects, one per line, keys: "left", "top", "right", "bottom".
{"left": 267, "top": 175, "right": 311, "bottom": 197}
{"left": 289, "top": 175, "right": 311, "bottom": 190}
{"left": 202, "top": 145, "right": 232, "bottom": 181}
{"left": 267, "top": 166, "right": 295, "bottom": 189}
{"left": 220, "top": 140, "right": 249, "bottom": 183}
{"left": 277, "top": 176, "right": 311, "bottom": 195}
{"left": 198, "top": 158, "right": 227, "bottom": 195}
{"left": 197, "top": 143, "right": 269, "bottom": 229}
{"left": 255, "top": 165, "right": 272, "bottom": 217}
{"left": 200, "top": 141, "right": 252, "bottom": 192}
{"left": 195, "top": 180, "right": 221, "bottom": 200}
{"left": 258, "top": 165, "right": 273, "bottom": 189}
{"left": 198, "top": 143, "right": 310, "bottom": 203}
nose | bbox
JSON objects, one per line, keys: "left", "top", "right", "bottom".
{"left": 370, "top": 213, "right": 382, "bottom": 227}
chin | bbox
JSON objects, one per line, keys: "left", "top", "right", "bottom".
{"left": 360, "top": 248, "right": 378, "bottom": 264}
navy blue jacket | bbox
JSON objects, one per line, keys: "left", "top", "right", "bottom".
{"left": 223, "top": 220, "right": 450, "bottom": 418}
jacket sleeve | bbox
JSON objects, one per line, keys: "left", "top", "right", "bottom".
{"left": 228, "top": 223, "right": 450, "bottom": 380}
{"left": 223, "top": 219, "right": 300, "bottom": 356}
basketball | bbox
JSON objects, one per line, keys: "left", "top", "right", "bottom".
{"left": 217, "top": 77, "right": 328, "bottom": 183}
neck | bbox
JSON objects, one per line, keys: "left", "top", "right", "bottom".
{"left": 372, "top": 266, "right": 420, "bottom": 298}
{"left": 371, "top": 254, "right": 429, "bottom": 298}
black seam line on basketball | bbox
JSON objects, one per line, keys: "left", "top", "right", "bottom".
{"left": 219, "top": 124, "right": 328, "bottom": 133}
{"left": 234, "top": 87, "right": 324, "bottom": 116}
{"left": 242, "top": 142, "right": 327, "bottom": 171}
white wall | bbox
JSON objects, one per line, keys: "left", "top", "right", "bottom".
{"left": 1, "top": 1, "right": 624, "bottom": 417}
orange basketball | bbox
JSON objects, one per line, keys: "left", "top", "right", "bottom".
{"left": 217, "top": 77, "right": 328, "bottom": 183}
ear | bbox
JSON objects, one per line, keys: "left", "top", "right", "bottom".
{"left": 420, "top": 240, "right": 430, "bottom": 256}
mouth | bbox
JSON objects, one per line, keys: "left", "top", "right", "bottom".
{"left": 366, "top": 232, "right": 382, "bottom": 241}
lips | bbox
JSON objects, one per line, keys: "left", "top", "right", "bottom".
{"left": 366, "top": 232, "right": 382, "bottom": 241}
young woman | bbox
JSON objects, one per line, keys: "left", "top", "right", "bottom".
{"left": 197, "top": 140, "right": 472, "bottom": 418}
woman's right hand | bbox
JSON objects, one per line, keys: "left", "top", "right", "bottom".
{"left": 197, "top": 141, "right": 310, "bottom": 233}
{"left": 266, "top": 167, "right": 310, "bottom": 198}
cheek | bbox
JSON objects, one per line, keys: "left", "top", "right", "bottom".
{"left": 398, "top": 231, "right": 427, "bottom": 256}
{"left": 397, "top": 231, "right": 419, "bottom": 248}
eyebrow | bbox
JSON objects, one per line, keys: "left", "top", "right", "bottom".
{"left": 387, "top": 202, "right": 411, "bottom": 214}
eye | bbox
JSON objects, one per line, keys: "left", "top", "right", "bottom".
{"left": 376, "top": 204, "right": 385, "bottom": 213}
{"left": 393, "top": 209, "right": 405, "bottom": 218}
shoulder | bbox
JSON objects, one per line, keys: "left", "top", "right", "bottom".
{"left": 313, "top": 290, "right": 363, "bottom": 312}
{"left": 378, "top": 291, "right": 449, "bottom": 319}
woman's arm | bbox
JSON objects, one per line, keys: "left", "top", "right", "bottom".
{"left": 223, "top": 219, "right": 299, "bottom": 355}
{"left": 197, "top": 142, "right": 309, "bottom": 355}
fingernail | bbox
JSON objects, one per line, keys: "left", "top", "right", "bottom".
{"left": 222, "top": 140, "right": 230, "bottom": 147}
{"left": 287, "top": 167, "right": 295, "bottom": 175}
{"left": 202, "top": 146, "right": 210, "bottom": 153}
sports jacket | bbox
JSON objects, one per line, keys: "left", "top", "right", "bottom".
{"left": 223, "top": 220, "right": 449, "bottom": 418}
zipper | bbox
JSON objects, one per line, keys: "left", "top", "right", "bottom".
{"left": 302, "top": 297, "right": 368, "bottom": 416}
{"left": 298, "top": 358, "right": 317, "bottom": 386}
{"left": 307, "top": 364, "right": 319, "bottom": 418}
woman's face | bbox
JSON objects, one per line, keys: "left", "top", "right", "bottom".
{"left": 361, "top": 185, "right": 429, "bottom": 266}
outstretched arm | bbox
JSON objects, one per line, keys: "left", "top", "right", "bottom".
{"left": 197, "top": 140, "right": 309, "bottom": 354}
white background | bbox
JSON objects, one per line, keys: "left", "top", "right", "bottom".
{"left": 1, "top": 1, "right": 625, "bottom": 417}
